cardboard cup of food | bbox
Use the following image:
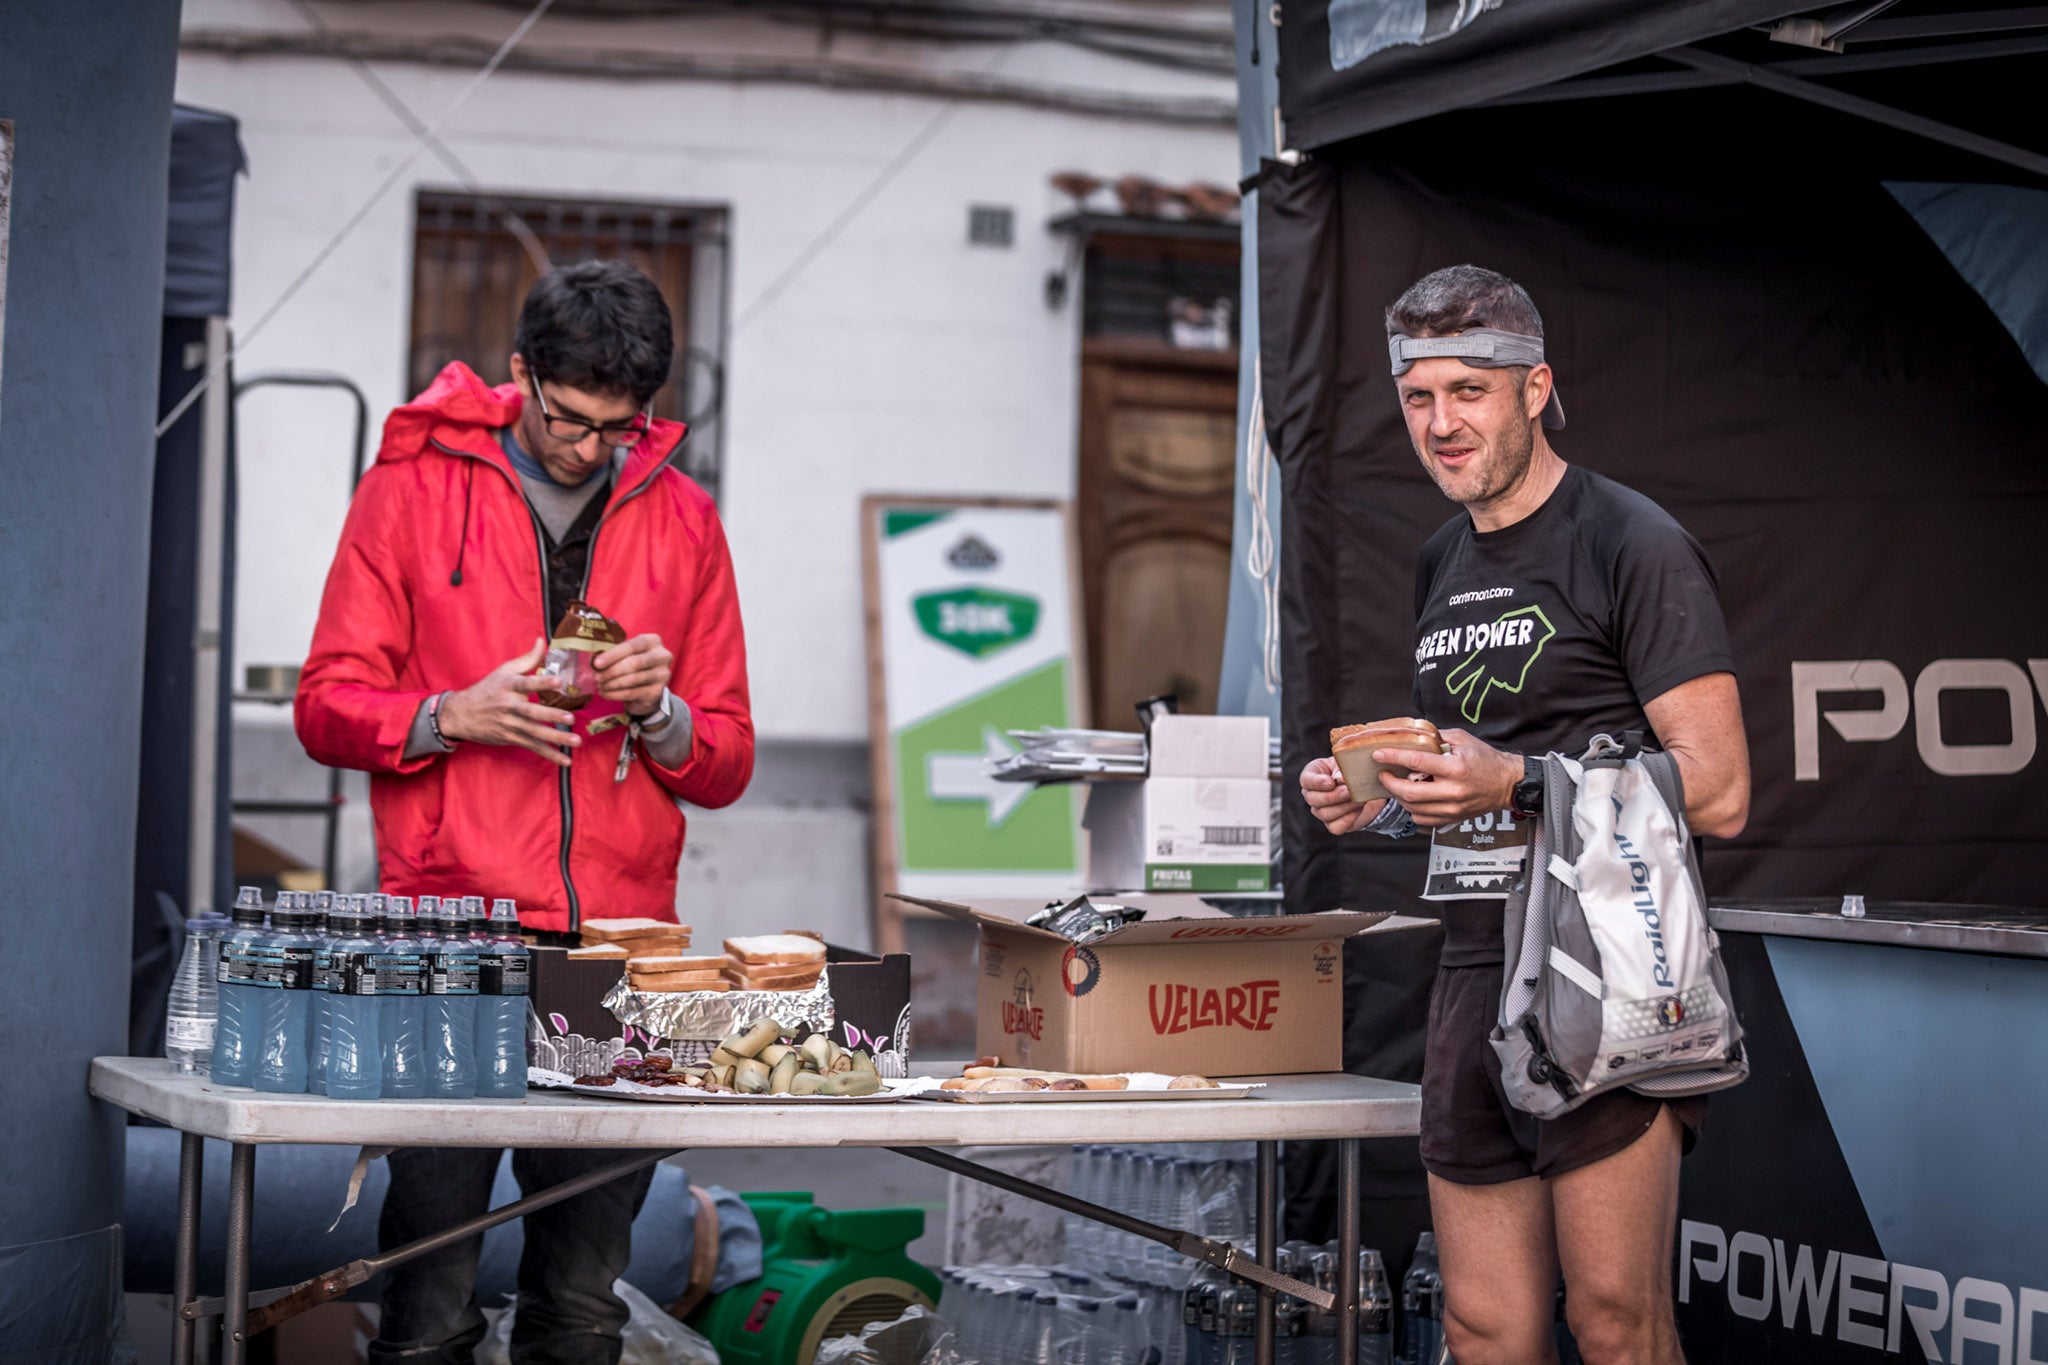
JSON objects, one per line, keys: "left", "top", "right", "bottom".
{"left": 1330, "top": 721, "right": 1443, "bottom": 799}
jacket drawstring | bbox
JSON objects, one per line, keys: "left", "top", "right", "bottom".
{"left": 450, "top": 461, "right": 474, "bottom": 586}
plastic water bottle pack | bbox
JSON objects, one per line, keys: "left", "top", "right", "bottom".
{"left": 940, "top": 1267, "right": 1152, "bottom": 1365}
{"left": 197, "top": 887, "right": 530, "bottom": 1100}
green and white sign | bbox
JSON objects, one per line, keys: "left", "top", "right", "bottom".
{"left": 868, "top": 501, "right": 1083, "bottom": 898}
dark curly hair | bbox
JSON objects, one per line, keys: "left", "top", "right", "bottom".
{"left": 513, "top": 260, "right": 674, "bottom": 407}
{"left": 1385, "top": 264, "right": 1544, "bottom": 340}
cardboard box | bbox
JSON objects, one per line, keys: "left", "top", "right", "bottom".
{"left": 529, "top": 941, "right": 912, "bottom": 1076}
{"left": 1084, "top": 715, "right": 1272, "bottom": 893}
{"left": 892, "top": 895, "right": 1389, "bottom": 1076}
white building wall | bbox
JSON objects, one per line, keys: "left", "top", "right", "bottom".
{"left": 180, "top": 0, "right": 1235, "bottom": 951}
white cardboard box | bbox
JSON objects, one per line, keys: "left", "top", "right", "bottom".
{"left": 1082, "top": 715, "right": 1271, "bottom": 893}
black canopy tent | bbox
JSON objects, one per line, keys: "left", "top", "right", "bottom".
{"left": 1260, "top": 1, "right": 2048, "bottom": 923}
{"left": 1254, "top": 7, "right": 2048, "bottom": 1336}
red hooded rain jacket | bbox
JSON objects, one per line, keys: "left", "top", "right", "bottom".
{"left": 294, "top": 363, "right": 753, "bottom": 932}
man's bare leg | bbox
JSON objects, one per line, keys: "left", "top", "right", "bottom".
{"left": 1551, "top": 1106, "right": 1686, "bottom": 1365}
{"left": 1429, "top": 1172, "right": 1560, "bottom": 1365}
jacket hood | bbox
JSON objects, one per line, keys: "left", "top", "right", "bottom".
{"left": 377, "top": 361, "right": 686, "bottom": 478}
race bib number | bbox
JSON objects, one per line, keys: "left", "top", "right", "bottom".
{"left": 1421, "top": 808, "right": 1531, "bottom": 900}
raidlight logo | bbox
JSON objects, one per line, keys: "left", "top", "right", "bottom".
{"left": 1612, "top": 813, "right": 1675, "bottom": 990}
{"left": 913, "top": 587, "right": 1040, "bottom": 659}
{"left": 1002, "top": 969, "right": 1044, "bottom": 1040}
{"left": 1793, "top": 658, "right": 2048, "bottom": 779}
{"left": 1680, "top": 1220, "right": 2048, "bottom": 1359}
{"left": 1148, "top": 980, "right": 1281, "bottom": 1035}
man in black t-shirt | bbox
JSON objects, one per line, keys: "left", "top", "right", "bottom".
{"left": 1298, "top": 266, "right": 1750, "bottom": 1365}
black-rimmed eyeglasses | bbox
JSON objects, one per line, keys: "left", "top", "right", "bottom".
{"left": 530, "top": 377, "right": 652, "bottom": 448}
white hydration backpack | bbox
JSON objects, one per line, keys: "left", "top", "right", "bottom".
{"left": 1491, "top": 733, "right": 1747, "bottom": 1119}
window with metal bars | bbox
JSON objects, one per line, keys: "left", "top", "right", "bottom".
{"left": 407, "top": 189, "right": 730, "bottom": 501}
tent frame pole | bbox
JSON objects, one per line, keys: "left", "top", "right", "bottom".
{"left": 1666, "top": 45, "right": 2048, "bottom": 181}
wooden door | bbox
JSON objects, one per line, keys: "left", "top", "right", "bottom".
{"left": 1076, "top": 338, "right": 1238, "bottom": 728}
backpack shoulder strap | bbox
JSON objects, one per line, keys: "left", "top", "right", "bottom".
{"left": 1638, "top": 747, "right": 1687, "bottom": 821}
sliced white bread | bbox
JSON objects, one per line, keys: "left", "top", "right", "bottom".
{"left": 724, "top": 963, "right": 823, "bottom": 990}
{"left": 628, "top": 964, "right": 725, "bottom": 982}
{"left": 625, "top": 951, "right": 725, "bottom": 970}
{"left": 629, "top": 971, "right": 730, "bottom": 993}
{"left": 723, "top": 934, "right": 827, "bottom": 967}
{"left": 581, "top": 917, "right": 693, "bottom": 943}
{"left": 566, "top": 944, "right": 629, "bottom": 960}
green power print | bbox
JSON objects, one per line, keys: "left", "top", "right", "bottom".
{"left": 1443, "top": 605, "right": 1556, "bottom": 723}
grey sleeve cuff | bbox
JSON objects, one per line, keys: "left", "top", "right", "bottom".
{"left": 402, "top": 694, "right": 456, "bottom": 761}
{"left": 640, "top": 691, "right": 695, "bottom": 768}
{"left": 1362, "top": 797, "right": 1419, "bottom": 840}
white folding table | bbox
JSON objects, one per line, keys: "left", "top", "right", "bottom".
{"left": 92, "top": 1057, "right": 1421, "bottom": 1365}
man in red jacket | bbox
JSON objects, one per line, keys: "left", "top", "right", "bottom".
{"left": 296, "top": 260, "right": 752, "bottom": 1364}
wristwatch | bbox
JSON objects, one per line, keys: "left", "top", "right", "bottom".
{"left": 1509, "top": 756, "right": 1545, "bottom": 820}
{"left": 631, "top": 690, "right": 675, "bottom": 733}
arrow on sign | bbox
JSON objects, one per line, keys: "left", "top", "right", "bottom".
{"left": 926, "top": 728, "right": 1032, "bottom": 828}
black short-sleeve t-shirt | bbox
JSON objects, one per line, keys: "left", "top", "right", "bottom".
{"left": 1408, "top": 464, "right": 1735, "bottom": 966}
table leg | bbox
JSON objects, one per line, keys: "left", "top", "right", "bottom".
{"left": 222, "top": 1143, "right": 254, "bottom": 1365}
{"left": 172, "top": 1132, "right": 204, "bottom": 1365}
{"left": 1256, "top": 1140, "right": 1277, "bottom": 1365}
{"left": 1336, "top": 1138, "right": 1360, "bottom": 1365}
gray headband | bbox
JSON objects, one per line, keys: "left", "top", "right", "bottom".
{"left": 1388, "top": 327, "right": 1565, "bottom": 430}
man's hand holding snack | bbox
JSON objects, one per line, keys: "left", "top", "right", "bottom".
{"left": 1375, "top": 728, "right": 1522, "bottom": 828}
{"left": 438, "top": 638, "right": 582, "bottom": 767}
{"left": 1299, "top": 756, "right": 1386, "bottom": 836}
{"left": 593, "top": 633, "right": 675, "bottom": 717}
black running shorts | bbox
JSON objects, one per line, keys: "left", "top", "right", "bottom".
{"left": 1420, "top": 963, "right": 1707, "bottom": 1185}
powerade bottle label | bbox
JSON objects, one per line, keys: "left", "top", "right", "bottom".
{"left": 245, "top": 945, "right": 284, "bottom": 989}
{"left": 430, "top": 949, "right": 480, "bottom": 995}
{"left": 217, "top": 940, "right": 259, "bottom": 985}
{"left": 256, "top": 945, "right": 317, "bottom": 990}
{"left": 316, "top": 948, "right": 342, "bottom": 996}
{"left": 375, "top": 953, "right": 428, "bottom": 996}
{"left": 342, "top": 951, "right": 381, "bottom": 996}
{"left": 478, "top": 952, "right": 530, "bottom": 997}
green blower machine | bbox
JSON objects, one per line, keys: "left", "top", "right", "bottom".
{"left": 691, "top": 1192, "right": 943, "bottom": 1365}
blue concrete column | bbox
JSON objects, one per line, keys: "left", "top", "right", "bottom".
{"left": 0, "top": 0, "right": 183, "bottom": 1351}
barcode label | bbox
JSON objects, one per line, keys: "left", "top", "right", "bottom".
{"left": 167, "top": 1017, "right": 215, "bottom": 1046}
{"left": 1202, "top": 825, "right": 1264, "bottom": 846}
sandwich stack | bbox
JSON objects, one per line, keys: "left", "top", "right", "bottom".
{"left": 720, "top": 933, "right": 827, "bottom": 992}
{"left": 568, "top": 918, "right": 712, "bottom": 992}
{"left": 576, "top": 922, "right": 831, "bottom": 994}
